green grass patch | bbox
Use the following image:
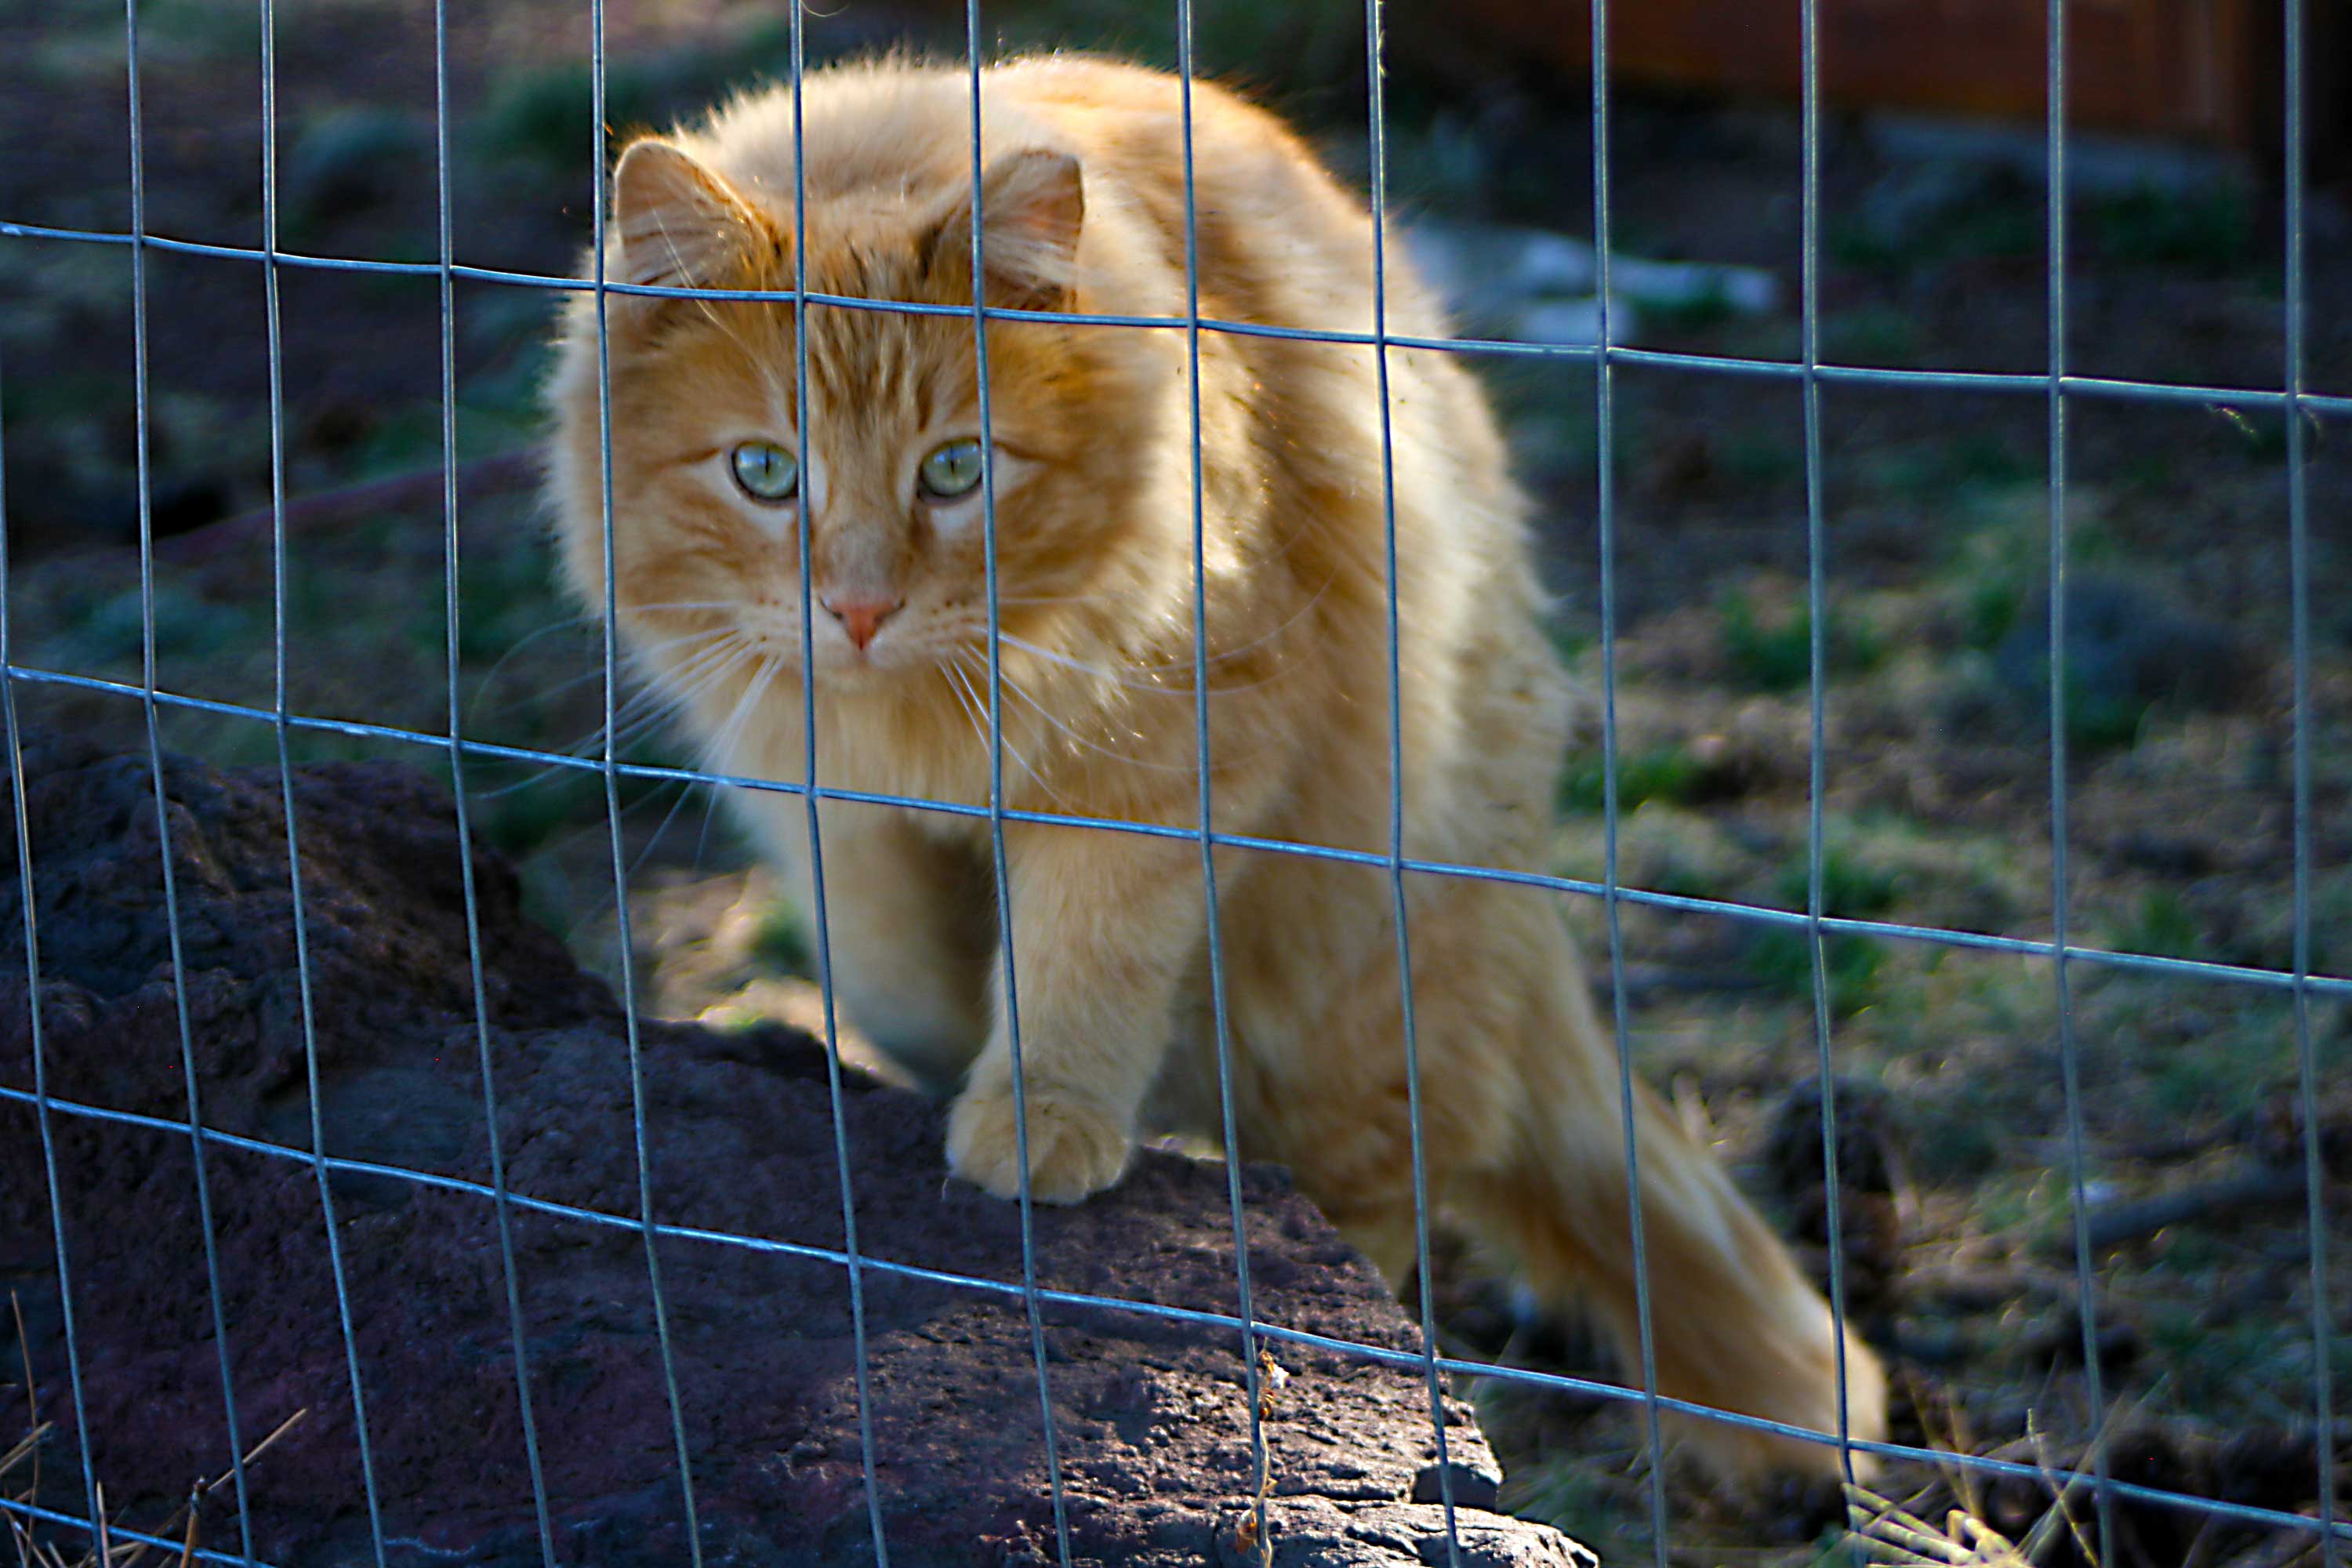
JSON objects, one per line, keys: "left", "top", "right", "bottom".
{"left": 1639, "top": 284, "right": 1739, "bottom": 336}
{"left": 1962, "top": 575, "right": 2024, "bottom": 652}
{"left": 2060, "top": 672, "right": 2153, "bottom": 754}
{"left": 1719, "top": 589, "right": 1883, "bottom": 693}
{"left": 2084, "top": 184, "right": 2252, "bottom": 274}
{"left": 2143, "top": 1303, "right": 2306, "bottom": 1414}
{"left": 1830, "top": 187, "right": 2040, "bottom": 278}
{"left": 1556, "top": 745, "right": 1710, "bottom": 816}
{"left": 1823, "top": 303, "right": 1922, "bottom": 365}
{"left": 54, "top": 583, "right": 254, "bottom": 672}
{"left": 1496, "top": 1458, "right": 1629, "bottom": 1559}
{"left": 1738, "top": 844, "right": 1902, "bottom": 1014}
{"left": 1773, "top": 845, "right": 1901, "bottom": 919}
{"left": 1744, "top": 924, "right": 1885, "bottom": 1015}
{"left": 1715, "top": 433, "right": 1805, "bottom": 489}
{"left": 1907, "top": 1108, "right": 2001, "bottom": 1185}
{"left": 1875, "top": 433, "right": 2035, "bottom": 501}
{"left": 474, "top": 24, "right": 803, "bottom": 174}
{"left": 2107, "top": 889, "right": 2201, "bottom": 961}
{"left": 751, "top": 902, "right": 812, "bottom": 977}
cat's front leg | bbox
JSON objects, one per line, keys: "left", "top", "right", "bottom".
{"left": 946, "top": 822, "right": 1200, "bottom": 1204}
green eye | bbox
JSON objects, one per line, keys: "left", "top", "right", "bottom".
{"left": 730, "top": 441, "right": 799, "bottom": 503}
{"left": 918, "top": 438, "right": 986, "bottom": 500}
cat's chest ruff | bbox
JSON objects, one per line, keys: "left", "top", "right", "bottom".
{"left": 809, "top": 683, "right": 998, "bottom": 814}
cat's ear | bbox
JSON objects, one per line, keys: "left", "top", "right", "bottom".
{"left": 922, "top": 149, "right": 1084, "bottom": 311}
{"left": 611, "top": 139, "right": 780, "bottom": 292}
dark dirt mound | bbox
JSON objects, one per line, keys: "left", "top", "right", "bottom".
{"left": 0, "top": 731, "right": 1588, "bottom": 1568}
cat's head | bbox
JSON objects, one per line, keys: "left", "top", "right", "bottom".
{"left": 546, "top": 125, "right": 1160, "bottom": 693}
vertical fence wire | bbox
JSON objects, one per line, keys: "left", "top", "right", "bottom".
{"left": 784, "top": 8, "right": 896, "bottom": 1559}
{"left": 1167, "top": 5, "right": 1276, "bottom": 1559}
{"left": 587, "top": 4, "right": 708, "bottom": 1556}
{"left": 107, "top": 0, "right": 264, "bottom": 1548}
{"left": 2040, "top": 0, "right": 2119, "bottom": 1545}
{"left": 2282, "top": 0, "right": 2340, "bottom": 1558}
{"left": 958, "top": 19, "right": 1077, "bottom": 1564}
{"left": 0, "top": 350, "right": 103, "bottom": 1555}
{"left": 119, "top": 0, "right": 275, "bottom": 1556}
{"left": 1358, "top": 4, "right": 1464, "bottom": 1563}
{"left": 1587, "top": 3, "right": 1676, "bottom": 1559}
{"left": 257, "top": 0, "right": 393, "bottom": 1559}
{"left": 1797, "top": 0, "right": 1862, "bottom": 1493}
{"left": 434, "top": 0, "right": 559, "bottom": 1555}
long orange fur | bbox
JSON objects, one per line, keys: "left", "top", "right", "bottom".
{"left": 545, "top": 54, "right": 1887, "bottom": 1482}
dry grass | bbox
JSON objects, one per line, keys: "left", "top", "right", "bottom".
{"left": 4, "top": 1294, "right": 306, "bottom": 1568}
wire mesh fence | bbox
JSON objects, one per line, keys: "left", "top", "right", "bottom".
{"left": 0, "top": 0, "right": 2343, "bottom": 1565}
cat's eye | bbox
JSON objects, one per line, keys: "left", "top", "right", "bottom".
{"left": 917, "top": 438, "right": 987, "bottom": 500}
{"left": 730, "top": 441, "right": 800, "bottom": 503}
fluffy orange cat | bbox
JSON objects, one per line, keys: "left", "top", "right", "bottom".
{"left": 544, "top": 54, "right": 1886, "bottom": 1482}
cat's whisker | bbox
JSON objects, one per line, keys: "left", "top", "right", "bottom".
{"left": 620, "top": 775, "right": 710, "bottom": 884}
{"left": 989, "top": 591, "right": 1133, "bottom": 608}
{"left": 463, "top": 678, "right": 723, "bottom": 803}
{"left": 697, "top": 652, "right": 783, "bottom": 782}
{"left": 1004, "top": 569, "right": 1334, "bottom": 684}
{"left": 463, "top": 612, "right": 609, "bottom": 732}
{"left": 626, "top": 678, "right": 766, "bottom": 881}
{"left": 625, "top": 755, "right": 728, "bottom": 886}
{"left": 945, "top": 658, "right": 1076, "bottom": 810}
{"left": 638, "top": 630, "right": 757, "bottom": 699}
{"left": 692, "top": 655, "right": 783, "bottom": 869}
{"left": 984, "top": 630, "right": 1225, "bottom": 697}
{"left": 468, "top": 633, "right": 757, "bottom": 804}
{"left": 1227, "top": 569, "right": 1337, "bottom": 658}
{"left": 938, "top": 660, "right": 990, "bottom": 756}
{"left": 939, "top": 659, "right": 996, "bottom": 753}
{"left": 974, "top": 630, "right": 1189, "bottom": 695}
{"left": 627, "top": 601, "right": 756, "bottom": 615}
{"left": 612, "top": 649, "right": 772, "bottom": 760}
{"left": 601, "top": 636, "right": 756, "bottom": 742}
{"left": 581, "top": 626, "right": 754, "bottom": 706}
{"left": 986, "top": 659, "right": 1195, "bottom": 774}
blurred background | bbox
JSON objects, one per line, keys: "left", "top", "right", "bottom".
{"left": 1, "top": 0, "right": 2347, "bottom": 1562}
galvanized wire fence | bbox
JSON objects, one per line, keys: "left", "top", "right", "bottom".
{"left": 0, "top": 0, "right": 2346, "bottom": 1564}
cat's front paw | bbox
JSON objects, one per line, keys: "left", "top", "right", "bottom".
{"left": 946, "top": 1080, "right": 1131, "bottom": 1203}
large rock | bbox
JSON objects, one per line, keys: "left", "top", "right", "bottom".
{"left": 0, "top": 732, "right": 1589, "bottom": 1568}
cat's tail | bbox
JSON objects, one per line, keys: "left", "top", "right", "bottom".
{"left": 1453, "top": 951, "right": 1889, "bottom": 1486}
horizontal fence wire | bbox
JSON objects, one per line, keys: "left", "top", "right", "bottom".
{"left": 11, "top": 660, "right": 2347, "bottom": 1000}
{"left": 4, "top": 1076, "right": 2350, "bottom": 1551}
{"left": 4, "top": 218, "right": 2352, "bottom": 412}
{"left": 0, "top": 0, "right": 2340, "bottom": 1560}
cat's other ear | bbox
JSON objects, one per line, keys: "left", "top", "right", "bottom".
{"left": 611, "top": 139, "right": 781, "bottom": 292}
{"left": 923, "top": 149, "right": 1084, "bottom": 312}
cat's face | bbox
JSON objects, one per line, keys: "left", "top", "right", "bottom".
{"left": 549, "top": 140, "right": 1152, "bottom": 692}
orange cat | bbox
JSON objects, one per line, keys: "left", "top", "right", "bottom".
{"left": 544, "top": 55, "right": 1886, "bottom": 1482}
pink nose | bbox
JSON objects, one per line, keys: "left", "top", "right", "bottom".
{"left": 819, "top": 593, "right": 902, "bottom": 652}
